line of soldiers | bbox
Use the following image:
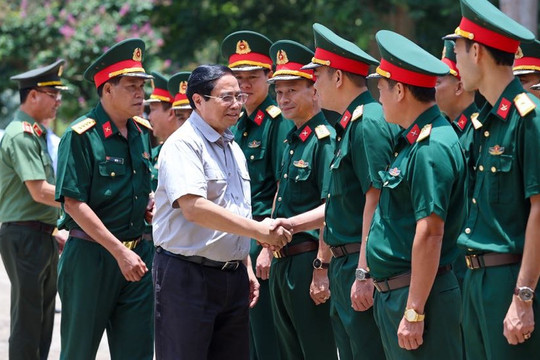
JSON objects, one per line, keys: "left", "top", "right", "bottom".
{"left": 0, "top": 0, "right": 540, "bottom": 359}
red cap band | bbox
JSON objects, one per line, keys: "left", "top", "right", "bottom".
{"left": 313, "top": 48, "right": 370, "bottom": 76}
{"left": 442, "top": 58, "right": 460, "bottom": 79}
{"left": 228, "top": 52, "right": 272, "bottom": 69}
{"left": 150, "top": 88, "right": 173, "bottom": 103}
{"left": 458, "top": 17, "right": 520, "bottom": 54}
{"left": 173, "top": 93, "right": 189, "bottom": 106}
{"left": 274, "top": 61, "right": 314, "bottom": 80}
{"left": 378, "top": 59, "right": 437, "bottom": 88}
{"left": 513, "top": 56, "right": 540, "bottom": 71}
{"left": 93, "top": 59, "right": 145, "bottom": 88}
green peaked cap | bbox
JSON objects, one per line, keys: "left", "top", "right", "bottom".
{"left": 302, "top": 23, "right": 378, "bottom": 76}
{"left": 514, "top": 39, "right": 540, "bottom": 75}
{"left": 368, "top": 30, "right": 449, "bottom": 88}
{"left": 221, "top": 30, "right": 273, "bottom": 71}
{"left": 441, "top": 40, "right": 459, "bottom": 77}
{"left": 10, "top": 59, "right": 68, "bottom": 90}
{"left": 269, "top": 40, "right": 314, "bottom": 83}
{"left": 145, "top": 71, "right": 172, "bottom": 104}
{"left": 168, "top": 71, "right": 191, "bottom": 110}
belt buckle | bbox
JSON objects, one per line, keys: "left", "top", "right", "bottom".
{"left": 329, "top": 247, "right": 338, "bottom": 258}
{"left": 273, "top": 250, "right": 284, "bottom": 259}
{"left": 124, "top": 238, "right": 140, "bottom": 250}
{"left": 465, "top": 254, "right": 480, "bottom": 269}
{"left": 221, "top": 261, "right": 240, "bottom": 271}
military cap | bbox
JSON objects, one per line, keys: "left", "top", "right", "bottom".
{"left": 367, "top": 30, "right": 449, "bottom": 88}
{"left": 441, "top": 40, "right": 460, "bottom": 78}
{"left": 10, "top": 59, "right": 68, "bottom": 90}
{"left": 168, "top": 72, "right": 191, "bottom": 110}
{"left": 221, "top": 31, "right": 273, "bottom": 71}
{"left": 514, "top": 40, "right": 540, "bottom": 75}
{"left": 301, "top": 23, "right": 378, "bottom": 76}
{"left": 145, "top": 71, "right": 173, "bottom": 104}
{"left": 84, "top": 38, "right": 153, "bottom": 88}
{"left": 268, "top": 40, "right": 315, "bottom": 84}
{"left": 443, "top": 0, "right": 534, "bottom": 54}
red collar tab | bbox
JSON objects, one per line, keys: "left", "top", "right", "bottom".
{"left": 496, "top": 98, "right": 512, "bottom": 119}
{"left": 229, "top": 52, "right": 272, "bottom": 70}
{"left": 513, "top": 56, "right": 540, "bottom": 71}
{"left": 150, "top": 88, "right": 173, "bottom": 103}
{"left": 102, "top": 121, "right": 113, "bottom": 138}
{"left": 339, "top": 110, "right": 352, "bottom": 129}
{"left": 313, "top": 48, "right": 370, "bottom": 76}
{"left": 93, "top": 59, "right": 145, "bottom": 88}
{"left": 378, "top": 59, "right": 437, "bottom": 88}
{"left": 457, "top": 114, "right": 467, "bottom": 130}
{"left": 298, "top": 125, "right": 312, "bottom": 142}
{"left": 253, "top": 110, "right": 265, "bottom": 126}
{"left": 457, "top": 17, "right": 520, "bottom": 54}
{"left": 405, "top": 124, "right": 421, "bottom": 144}
{"left": 32, "top": 123, "right": 43, "bottom": 136}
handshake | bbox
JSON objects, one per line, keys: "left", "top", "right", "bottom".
{"left": 256, "top": 217, "right": 295, "bottom": 251}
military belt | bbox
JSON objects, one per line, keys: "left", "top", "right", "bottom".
{"left": 155, "top": 246, "right": 241, "bottom": 271}
{"left": 272, "top": 241, "right": 318, "bottom": 259}
{"left": 69, "top": 229, "right": 141, "bottom": 250}
{"left": 5, "top": 221, "right": 56, "bottom": 235}
{"left": 329, "top": 243, "right": 361, "bottom": 258}
{"left": 464, "top": 252, "right": 522, "bottom": 270}
{"left": 373, "top": 265, "right": 452, "bottom": 293}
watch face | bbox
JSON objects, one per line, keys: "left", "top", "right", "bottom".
{"left": 519, "top": 288, "right": 535, "bottom": 302}
{"left": 313, "top": 259, "right": 322, "bottom": 269}
{"left": 355, "top": 268, "right": 367, "bottom": 281}
{"left": 404, "top": 309, "right": 416, "bottom": 322}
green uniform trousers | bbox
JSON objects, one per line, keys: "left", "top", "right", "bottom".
{"left": 462, "top": 263, "right": 540, "bottom": 359}
{"left": 249, "top": 240, "right": 280, "bottom": 360}
{"left": 373, "top": 271, "right": 462, "bottom": 360}
{"left": 329, "top": 253, "right": 385, "bottom": 360}
{"left": 270, "top": 250, "right": 337, "bottom": 360}
{"left": 58, "top": 237, "right": 154, "bottom": 360}
{"left": 0, "top": 223, "right": 58, "bottom": 360}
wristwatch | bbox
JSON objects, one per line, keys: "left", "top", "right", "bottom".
{"left": 404, "top": 308, "right": 425, "bottom": 322}
{"left": 514, "top": 286, "right": 535, "bottom": 302}
{"left": 312, "top": 258, "right": 330, "bottom": 270}
{"left": 355, "top": 268, "right": 371, "bottom": 281}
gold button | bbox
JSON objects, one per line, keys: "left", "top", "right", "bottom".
{"left": 394, "top": 152, "right": 398, "bottom": 157}
{"left": 250, "top": 155, "right": 255, "bottom": 160}
{"left": 337, "top": 137, "right": 341, "bottom": 142}
{"left": 289, "top": 150, "right": 294, "bottom": 155}
{"left": 243, "top": 132, "right": 248, "bottom": 137}
{"left": 472, "top": 198, "right": 477, "bottom": 204}
{"left": 277, "top": 197, "right": 282, "bottom": 202}
{"left": 484, "top": 131, "right": 489, "bottom": 137}
{"left": 465, "top": 228, "right": 471, "bottom": 234}
{"left": 133, "top": 170, "right": 136, "bottom": 174}
{"left": 327, "top": 194, "right": 331, "bottom": 199}
{"left": 491, "top": 166, "right": 496, "bottom": 173}
{"left": 384, "top": 181, "right": 389, "bottom": 186}
{"left": 111, "top": 172, "right": 116, "bottom": 177}
{"left": 323, "top": 221, "right": 326, "bottom": 226}
{"left": 478, "top": 165, "right": 484, "bottom": 172}
{"left": 135, "top": 195, "right": 138, "bottom": 200}
{"left": 283, "top": 174, "right": 288, "bottom": 179}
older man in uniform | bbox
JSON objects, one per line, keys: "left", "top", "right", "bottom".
{"left": 267, "top": 40, "right": 337, "bottom": 360}
{"left": 55, "top": 38, "right": 155, "bottom": 360}
{"left": 221, "top": 30, "right": 293, "bottom": 360}
{"left": 513, "top": 39, "right": 540, "bottom": 99}
{"left": 0, "top": 60, "right": 66, "bottom": 360}
{"left": 446, "top": 0, "right": 540, "bottom": 357}
{"left": 366, "top": 30, "right": 465, "bottom": 359}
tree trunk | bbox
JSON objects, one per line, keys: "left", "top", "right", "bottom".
{"left": 499, "top": 0, "right": 538, "bottom": 36}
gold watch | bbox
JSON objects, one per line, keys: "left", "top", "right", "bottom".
{"left": 404, "top": 308, "right": 425, "bottom": 322}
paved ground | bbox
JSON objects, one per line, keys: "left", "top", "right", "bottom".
{"left": 0, "top": 255, "right": 110, "bottom": 359}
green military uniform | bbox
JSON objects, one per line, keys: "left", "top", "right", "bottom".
{"left": 366, "top": 30, "right": 465, "bottom": 359}
{"left": 0, "top": 60, "right": 66, "bottom": 360}
{"left": 266, "top": 39, "right": 337, "bottom": 359}
{"left": 444, "top": 0, "right": 540, "bottom": 358}
{"left": 222, "top": 31, "right": 292, "bottom": 360}
{"left": 302, "top": 23, "right": 397, "bottom": 360}
{"left": 55, "top": 39, "right": 154, "bottom": 360}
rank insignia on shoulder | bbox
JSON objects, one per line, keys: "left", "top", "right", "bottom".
{"left": 315, "top": 125, "right": 330, "bottom": 139}
{"left": 293, "top": 159, "right": 309, "bottom": 168}
{"left": 71, "top": 118, "right": 96, "bottom": 135}
{"left": 488, "top": 145, "right": 505, "bottom": 156}
{"left": 248, "top": 140, "right": 261, "bottom": 148}
{"left": 22, "top": 121, "right": 34, "bottom": 135}
{"left": 514, "top": 93, "right": 536, "bottom": 117}
{"left": 351, "top": 105, "right": 364, "bottom": 122}
{"left": 133, "top": 116, "right": 153, "bottom": 130}
{"left": 470, "top": 113, "right": 483, "bottom": 130}
{"left": 32, "top": 123, "right": 43, "bottom": 136}
{"left": 416, "top": 124, "right": 432, "bottom": 142}
{"left": 266, "top": 105, "right": 281, "bottom": 118}
{"left": 388, "top": 167, "right": 401, "bottom": 177}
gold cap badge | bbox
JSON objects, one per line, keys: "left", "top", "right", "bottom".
{"left": 179, "top": 81, "right": 188, "bottom": 94}
{"left": 236, "top": 40, "right": 251, "bottom": 55}
{"left": 58, "top": 65, "right": 64, "bottom": 77}
{"left": 277, "top": 50, "right": 289, "bottom": 65}
{"left": 133, "top": 48, "right": 142, "bottom": 61}
{"left": 515, "top": 46, "right": 523, "bottom": 59}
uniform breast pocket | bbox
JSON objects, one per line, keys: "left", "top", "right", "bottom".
{"left": 380, "top": 172, "right": 406, "bottom": 219}
{"left": 204, "top": 167, "right": 227, "bottom": 201}
{"left": 488, "top": 154, "right": 513, "bottom": 204}
{"left": 328, "top": 151, "right": 344, "bottom": 196}
{"left": 98, "top": 161, "right": 126, "bottom": 178}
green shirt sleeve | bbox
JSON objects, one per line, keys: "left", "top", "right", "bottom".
{"left": 520, "top": 109, "right": 540, "bottom": 199}
{"left": 9, "top": 133, "right": 48, "bottom": 182}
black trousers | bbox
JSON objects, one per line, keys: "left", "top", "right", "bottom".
{"left": 153, "top": 250, "right": 250, "bottom": 360}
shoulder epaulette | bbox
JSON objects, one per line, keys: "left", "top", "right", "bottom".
{"left": 315, "top": 125, "right": 331, "bottom": 139}
{"left": 22, "top": 121, "right": 34, "bottom": 135}
{"left": 133, "top": 116, "right": 153, "bottom": 130}
{"left": 266, "top": 105, "right": 281, "bottom": 119}
{"left": 351, "top": 105, "right": 364, "bottom": 122}
{"left": 514, "top": 93, "right": 536, "bottom": 117}
{"left": 470, "top": 112, "right": 483, "bottom": 130}
{"left": 416, "top": 124, "right": 432, "bottom": 142}
{"left": 71, "top": 118, "right": 96, "bottom": 134}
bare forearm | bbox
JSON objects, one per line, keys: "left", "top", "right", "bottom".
{"left": 517, "top": 196, "right": 540, "bottom": 289}
{"left": 317, "top": 226, "right": 332, "bottom": 263}
{"left": 25, "top": 180, "right": 60, "bottom": 208}
{"left": 289, "top": 203, "right": 326, "bottom": 233}
{"left": 358, "top": 187, "right": 380, "bottom": 269}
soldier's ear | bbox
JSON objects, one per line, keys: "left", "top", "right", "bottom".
{"left": 334, "top": 69, "right": 343, "bottom": 88}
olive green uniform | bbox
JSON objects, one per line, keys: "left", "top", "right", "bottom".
{"left": 458, "top": 78, "right": 540, "bottom": 359}
{"left": 367, "top": 105, "right": 466, "bottom": 359}
{"left": 270, "top": 112, "right": 337, "bottom": 359}
{"left": 55, "top": 102, "right": 154, "bottom": 360}
{"left": 231, "top": 94, "right": 293, "bottom": 359}
{"left": 324, "top": 92, "right": 397, "bottom": 360}
{"left": 0, "top": 110, "right": 59, "bottom": 360}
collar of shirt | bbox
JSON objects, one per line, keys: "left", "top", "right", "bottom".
{"left": 337, "top": 90, "right": 376, "bottom": 131}
{"left": 478, "top": 77, "right": 523, "bottom": 122}
{"left": 94, "top": 102, "right": 142, "bottom": 140}
{"left": 398, "top": 104, "right": 441, "bottom": 146}
{"left": 452, "top": 102, "right": 479, "bottom": 132}
{"left": 287, "top": 111, "right": 326, "bottom": 143}
{"left": 16, "top": 109, "right": 48, "bottom": 136}
{"left": 189, "top": 111, "right": 234, "bottom": 147}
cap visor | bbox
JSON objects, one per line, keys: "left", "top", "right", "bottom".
{"left": 230, "top": 65, "right": 266, "bottom": 72}
{"left": 121, "top": 72, "right": 154, "bottom": 80}
{"left": 442, "top": 33, "right": 461, "bottom": 41}
{"left": 531, "top": 83, "right": 540, "bottom": 90}
{"left": 514, "top": 69, "right": 538, "bottom": 76}
{"left": 53, "top": 85, "right": 69, "bottom": 91}
{"left": 143, "top": 98, "right": 161, "bottom": 105}
{"left": 300, "top": 62, "right": 322, "bottom": 70}
{"left": 366, "top": 72, "right": 382, "bottom": 80}
{"left": 268, "top": 74, "right": 305, "bottom": 84}
{"left": 172, "top": 104, "right": 192, "bottom": 110}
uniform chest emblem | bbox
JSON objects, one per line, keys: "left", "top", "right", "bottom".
{"left": 248, "top": 140, "right": 261, "bottom": 148}
{"left": 388, "top": 167, "right": 401, "bottom": 177}
{"left": 142, "top": 152, "right": 150, "bottom": 159}
{"left": 488, "top": 145, "right": 505, "bottom": 156}
{"left": 293, "top": 159, "right": 309, "bottom": 168}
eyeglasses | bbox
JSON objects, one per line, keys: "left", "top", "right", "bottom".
{"left": 204, "top": 92, "right": 249, "bottom": 105}
{"left": 36, "top": 89, "right": 62, "bottom": 101}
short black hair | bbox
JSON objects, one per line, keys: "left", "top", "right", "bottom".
{"left": 97, "top": 76, "right": 122, "bottom": 97}
{"left": 19, "top": 88, "right": 33, "bottom": 104}
{"left": 387, "top": 78, "right": 436, "bottom": 103}
{"left": 161, "top": 102, "right": 172, "bottom": 111}
{"left": 326, "top": 67, "right": 366, "bottom": 87}
{"left": 463, "top": 39, "right": 514, "bottom": 67}
{"left": 187, "top": 64, "right": 234, "bottom": 109}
